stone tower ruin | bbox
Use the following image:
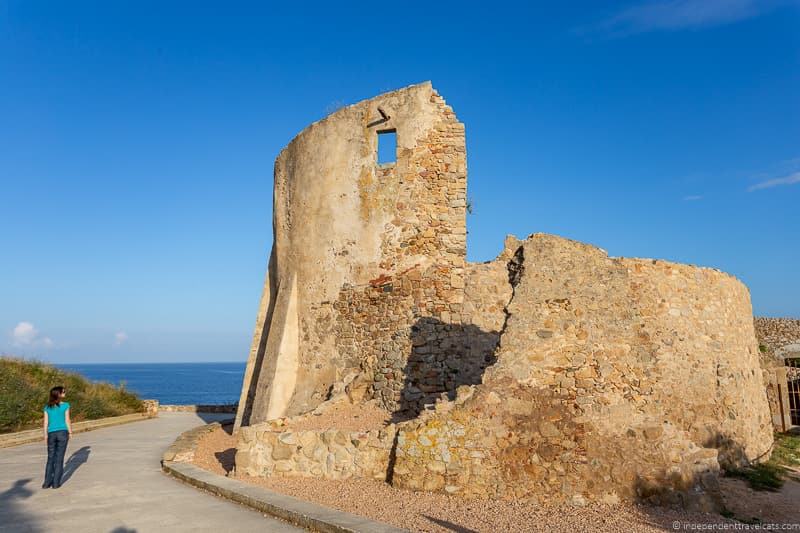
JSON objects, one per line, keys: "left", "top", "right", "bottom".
{"left": 235, "top": 82, "right": 477, "bottom": 427}
{"left": 234, "top": 82, "right": 773, "bottom": 508}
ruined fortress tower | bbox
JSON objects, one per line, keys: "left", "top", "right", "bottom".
{"left": 235, "top": 82, "right": 472, "bottom": 426}
{"left": 234, "top": 82, "right": 773, "bottom": 507}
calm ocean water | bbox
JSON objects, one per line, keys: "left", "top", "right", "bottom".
{"left": 57, "top": 362, "right": 246, "bottom": 405}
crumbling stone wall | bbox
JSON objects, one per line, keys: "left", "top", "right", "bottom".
{"left": 235, "top": 84, "right": 774, "bottom": 509}
{"left": 236, "top": 82, "right": 476, "bottom": 427}
{"left": 331, "top": 238, "right": 512, "bottom": 417}
{"left": 755, "top": 317, "right": 800, "bottom": 361}
{"left": 236, "top": 420, "right": 396, "bottom": 481}
{"left": 755, "top": 317, "right": 800, "bottom": 430}
{"left": 236, "top": 232, "right": 773, "bottom": 508}
{"left": 393, "top": 234, "right": 773, "bottom": 507}
{"left": 237, "top": 83, "right": 514, "bottom": 428}
{"left": 326, "top": 86, "right": 477, "bottom": 415}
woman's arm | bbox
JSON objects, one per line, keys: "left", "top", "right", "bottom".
{"left": 65, "top": 408, "right": 72, "bottom": 436}
{"left": 43, "top": 411, "right": 48, "bottom": 441}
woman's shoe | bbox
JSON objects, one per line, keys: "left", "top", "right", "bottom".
{"left": 41, "top": 484, "right": 51, "bottom": 489}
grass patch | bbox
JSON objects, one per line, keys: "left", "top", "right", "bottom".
{"left": 0, "top": 356, "right": 143, "bottom": 434}
{"left": 771, "top": 432, "right": 800, "bottom": 471}
{"left": 727, "top": 432, "right": 800, "bottom": 491}
{"left": 728, "top": 462, "right": 785, "bottom": 491}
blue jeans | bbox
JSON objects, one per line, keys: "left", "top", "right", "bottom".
{"left": 44, "top": 430, "right": 69, "bottom": 487}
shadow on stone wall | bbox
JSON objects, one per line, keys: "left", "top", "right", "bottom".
{"left": 703, "top": 434, "right": 759, "bottom": 469}
{"left": 632, "top": 434, "right": 765, "bottom": 523}
{"left": 624, "top": 470, "right": 727, "bottom": 529}
{"left": 392, "top": 317, "right": 499, "bottom": 422}
{"left": 634, "top": 467, "right": 723, "bottom": 513}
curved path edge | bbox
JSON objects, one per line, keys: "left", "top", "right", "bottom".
{"left": 161, "top": 423, "right": 408, "bottom": 533}
{"left": 162, "top": 461, "right": 408, "bottom": 533}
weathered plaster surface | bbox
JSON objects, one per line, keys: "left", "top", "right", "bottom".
{"left": 237, "top": 82, "right": 468, "bottom": 427}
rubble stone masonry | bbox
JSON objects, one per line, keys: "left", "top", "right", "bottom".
{"left": 392, "top": 235, "right": 773, "bottom": 507}
{"left": 236, "top": 82, "right": 474, "bottom": 427}
{"left": 754, "top": 317, "right": 800, "bottom": 431}
{"left": 234, "top": 84, "right": 774, "bottom": 509}
{"left": 755, "top": 317, "right": 800, "bottom": 359}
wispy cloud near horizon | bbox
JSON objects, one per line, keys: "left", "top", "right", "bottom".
{"left": 748, "top": 171, "right": 800, "bottom": 192}
{"left": 114, "top": 331, "right": 129, "bottom": 347}
{"left": 588, "top": 0, "right": 794, "bottom": 36}
{"left": 10, "top": 321, "right": 53, "bottom": 348}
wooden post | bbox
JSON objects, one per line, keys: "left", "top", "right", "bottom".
{"left": 778, "top": 382, "right": 787, "bottom": 433}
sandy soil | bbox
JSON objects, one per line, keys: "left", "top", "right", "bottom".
{"left": 285, "top": 401, "right": 391, "bottom": 432}
{"left": 190, "top": 425, "right": 760, "bottom": 532}
{"left": 192, "top": 422, "right": 236, "bottom": 475}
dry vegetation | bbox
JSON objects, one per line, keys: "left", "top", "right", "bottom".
{"left": 0, "top": 356, "right": 143, "bottom": 433}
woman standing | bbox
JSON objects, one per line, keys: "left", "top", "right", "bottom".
{"left": 42, "top": 386, "right": 72, "bottom": 489}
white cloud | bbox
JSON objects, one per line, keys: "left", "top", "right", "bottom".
{"left": 11, "top": 321, "right": 53, "bottom": 348}
{"left": 748, "top": 171, "right": 800, "bottom": 192}
{"left": 594, "top": 0, "right": 792, "bottom": 35}
{"left": 683, "top": 195, "right": 703, "bottom": 201}
{"left": 114, "top": 331, "right": 129, "bottom": 347}
{"left": 12, "top": 322, "right": 37, "bottom": 345}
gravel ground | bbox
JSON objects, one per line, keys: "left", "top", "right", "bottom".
{"left": 720, "top": 476, "right": 800, "bottom": 523}
{"left": 192, "top": 422, "right": 235, "bottom": 475}
{"left": 285, "top": 401, "right": 391, "bottom": 432}
{"left": 236, "top": 474, "right": 733, "bottom": 532}
{"left": 191, "top": 426, "right": 748, "bottom": 532}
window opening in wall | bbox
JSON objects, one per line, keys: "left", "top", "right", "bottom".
{"left": 377, "top": 129, "right": 397, "bottom": 165}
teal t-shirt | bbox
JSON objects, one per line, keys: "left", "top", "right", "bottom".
{"left": 43, "top": 402, "right": 70, "bottom": 433}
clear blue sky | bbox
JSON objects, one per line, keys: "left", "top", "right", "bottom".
{"left": 1, "top": 1, "right": 798, "bottom": 363}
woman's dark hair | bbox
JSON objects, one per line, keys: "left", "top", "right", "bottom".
{"left": 47, "top": 386, "right": 65, "bottom": 408}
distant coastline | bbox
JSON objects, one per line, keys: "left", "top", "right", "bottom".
{"left": 56, "top": 361, "right": 245, "bottom": 405}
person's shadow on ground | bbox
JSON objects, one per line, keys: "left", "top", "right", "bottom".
{"left": 0, "top": 478, "right": 41, "bottom": 532}
{"left": 61, "top": 446, "right": 91, "bottom": 485}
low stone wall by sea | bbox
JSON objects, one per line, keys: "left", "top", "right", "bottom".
{"left": 159, "top": 404, "right": 238, "bottom": 413}
{"left": 142, "top": 399, "right": 159, "bottom": 417}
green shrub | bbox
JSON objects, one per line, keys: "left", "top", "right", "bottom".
{"left": 0, "top": 356, "right": 143, "bottom": 433}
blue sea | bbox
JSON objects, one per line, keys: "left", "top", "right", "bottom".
{"left": 57, "top": 362, "right": 246, "bottom": 405}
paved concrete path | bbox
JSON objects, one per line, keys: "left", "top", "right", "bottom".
{"left": 0, "top": 412, "right": 302, "bottom": 533}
